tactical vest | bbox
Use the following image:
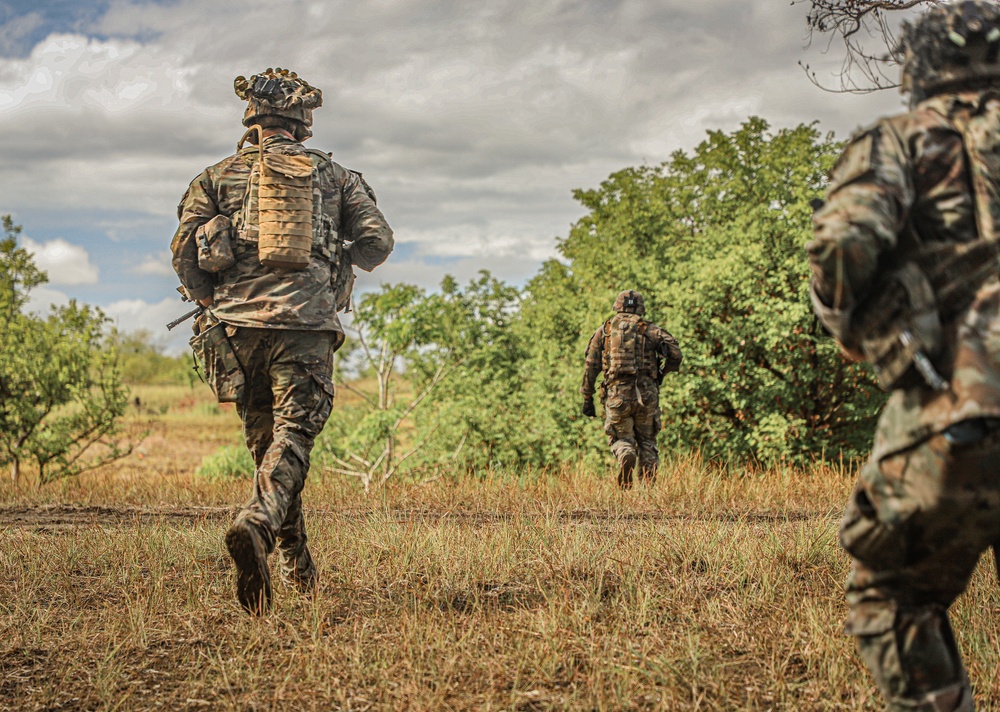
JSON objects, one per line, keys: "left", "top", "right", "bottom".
{"left": 602, "top": 313, "right": 650, "bottom": 380}
{"left": 233, "top": 126, "right": 344, "bottom": 273}
{"left": 853, "top": 101, "right": 1000, "bottom": 390}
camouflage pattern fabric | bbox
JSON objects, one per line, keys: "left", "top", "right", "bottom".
{"left": 582, "top": 313, "right": 681, "bottom": 487}
{"left": 808, "top": 87, "right": 1000, "bottom": 710}
{"left": 170, "top": 133, "right": 393, "bottom": 330}
{"left": 227, "top": 326, "right": 338, "bottom": 590}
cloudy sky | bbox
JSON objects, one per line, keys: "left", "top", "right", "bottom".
{"left": 0, "top": 0, "right": 906, "bottom": 352}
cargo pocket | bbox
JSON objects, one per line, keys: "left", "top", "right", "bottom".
{"left": 189, "top": 320, "right": 245, "bottom": 404}
{"left": 839, "top": 480, "right": 908, "bottom": 568}
{"left": 308, "top": 370, "right": 335, "bottom": 431}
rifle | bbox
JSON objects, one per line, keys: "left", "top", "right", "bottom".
{"left": 167, "top": 305, "right": 204, "bottom": 331}
{"left": 166, "top": 286, "right": 206, "bottom": 331}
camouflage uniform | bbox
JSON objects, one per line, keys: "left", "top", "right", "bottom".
{"left": 807, "top": 4, "right": 1000, "bottom": 708}
{"left": 581, "top": 291, "right": 682, "bottom": 488}
{"left": 170, "top": 69, "right": 393, "bottom": 614}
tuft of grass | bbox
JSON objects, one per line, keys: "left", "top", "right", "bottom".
{"left": 195, "top": 445, "right": 254, "bottom": 482}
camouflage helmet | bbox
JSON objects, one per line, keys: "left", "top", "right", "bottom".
{"left": 613, "top": 290, "right": 645, "bottom": 316}
{"left": 234, "top": 68, "right": 323, "bottom": 136}
{"left": 900, "top": 1, "right": 1000, "bottom": 106}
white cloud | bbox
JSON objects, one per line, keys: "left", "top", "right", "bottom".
{"left": 21, "top": 236, "right": 99, "bottom": 285}
{"left": 0, "top": 0, "right": 913, "bottom": 323}
{"left": 24, "top": 284, "right": 71, "bottom": 316}
{"left": 133, "top": 251, "right": 175, "bottom": 277}
{"left": 103, "top": 297, "right": 195, "bottom": 354}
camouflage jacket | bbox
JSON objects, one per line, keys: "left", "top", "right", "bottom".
{"left": 808, "top": 90, "right": 1000, "bottom": 458}
{"left": 580, "top": 313, "right": 682, "bottom": 398}
{"left": 170, "top": 134, "right": 393, "bottom": 331}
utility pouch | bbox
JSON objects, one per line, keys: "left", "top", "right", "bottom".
{"left": 189, "top": 317, "right": 245, "bottom": 404}
{"left": 852, "top": 262, "right": 944, "bottom": 391}
{"left": 195, "top": 215, "right": 236, "bottom": 272}
{"left": 332, "top": 253, "right": 356, "bottom": 313}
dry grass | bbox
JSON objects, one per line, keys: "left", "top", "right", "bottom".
{"left": 3, "top": 386, "right": 1000, "bottom": 710}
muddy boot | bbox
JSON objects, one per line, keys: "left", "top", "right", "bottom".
{"left": 618, "top": 451, "right": 636, "bottom": 490}
{"left": 225, "top": 519, "right": 272, "bottom": 615}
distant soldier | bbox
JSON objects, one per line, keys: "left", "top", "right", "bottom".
{"left": 807, "top": 2, "right": 1000, "bottom": 708}
{"left": 170, "top": 68, "right": 393, "bottom": 614}
{"left": 581, "top": 290, "right": 681, "bottom": 488}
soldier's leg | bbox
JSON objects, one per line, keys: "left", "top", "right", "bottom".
{"left": 604, "top": 394, "right": 637, "bottom": 489}
{"left": 841, "top": 425, "right": 1000, "bottom": 710}
{"left": 276, "top": 492, "right": 317, "bottom": 591}
{"left": 224, "top": 328, "right": 277, "bottom": 614}
{"left": 634, "top": 400, "right": 660, "bottom": 483}
{"left": 258, "top": 331, "right": 335, "bottom": 593}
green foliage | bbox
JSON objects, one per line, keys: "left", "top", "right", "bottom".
{"left": 195, "top": 444, "right": 254, "bottom": 482}
{"left": 323, "top": 118, "right": 884, "bottom": 472}
{"left": 0, "top": 216, "right": 132, "bottom": 484}
{"left": 114, "top": 329, "right": 198, "bottom": 386}
{"left": 528, "top": 118, "right": 885, "bottom": 463}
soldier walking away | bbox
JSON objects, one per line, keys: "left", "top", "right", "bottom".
{"left": 580, "top": 291, "right": 682, "bottom": 489}
{"left": 170, "top": 68, "right": 393, "bottom": 614}
{"left": 807, "top": 3, "right": 1000, "bottom": 708}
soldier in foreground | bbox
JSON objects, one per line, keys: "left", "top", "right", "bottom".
{"left": 581, "top": 290, "right": 681, "bottom": 488}
{"left": 170, "top": 68, "right": 393, "bottom": 614}
{"left": 807, "top": 3, "right": 1000, "bottom": 708}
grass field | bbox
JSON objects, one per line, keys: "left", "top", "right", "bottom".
{"left": 3, "top": 386, "right": 1000, "bottom": 710}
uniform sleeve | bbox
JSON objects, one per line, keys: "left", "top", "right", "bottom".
{"left": 649, "top": 324, "right": 682, "bottom": 371}
{"left": 580, "top": 326, "right": 605, "bottom": 397}
{"left": 805, "top": 122, "right": 913, "bottom": 344}
{"left": 169, "top": 170, "right": 219, "bottom": 301}
{"left": 341, "top": 171, "right": 394, "bottom": 272}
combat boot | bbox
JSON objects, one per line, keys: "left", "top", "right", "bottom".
{"left": 278, "top": 544, "right": 318, "bottom": 594}
{"left": 225, "top": 518, "right": 272, "bottom": 615}
{"left": 618, "top": 451, "right": 637, "bottom": 489}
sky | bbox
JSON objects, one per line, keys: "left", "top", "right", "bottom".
{"left": 0, "top": 0, "right": 907, "bottom": 353}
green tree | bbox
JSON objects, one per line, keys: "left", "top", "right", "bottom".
{"left": 0, "top": 216, "right": 131, "bottom": 485}
{"left": 321, "top": 273, "right": 523, "bottom": 486}
{"left": 114, "top": 329, "right": 196, "bottom": 386}
{"left": 516, "top": 119, "right": 885, "bottom": 465}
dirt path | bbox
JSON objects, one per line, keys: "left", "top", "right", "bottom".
{"left": 0, "top": 504, "right": 828, "bottom": 530}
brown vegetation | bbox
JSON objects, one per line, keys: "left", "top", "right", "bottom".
{"left": 3, "top": 386, "right": 1000, "bottom": 710}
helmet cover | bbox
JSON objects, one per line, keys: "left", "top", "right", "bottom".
{"left": 613, "top": 290, "right": 645, "bottom": 316}
{"left": 234, "top": 68, "right": 323, "bottom": 133}
{"left": 900, "top": 1, "right": 1000, "bottom": 105}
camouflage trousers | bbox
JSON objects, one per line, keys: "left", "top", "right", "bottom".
{"left": 602, "top": 378, "right": 661, "bottom": 488}
{"left": 227, "top": 327, "right": 339, "bottom": 587}
{"left": 841, "top": 420, "right": 1000, "bottom": 711}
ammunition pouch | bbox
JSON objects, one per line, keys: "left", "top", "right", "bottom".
{"left": 196, "top": 215, "right": 236, "bottom": 272}
{"left": 189, "top": 314, "right": 245, "bottom": 404}
{"left": 851, "top": 262, "right": 944, "bottom": 391}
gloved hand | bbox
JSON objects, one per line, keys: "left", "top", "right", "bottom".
{"left": 581, "top": 398, "right": 596, "bottom": 418}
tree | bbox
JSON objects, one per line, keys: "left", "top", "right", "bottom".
{"left": 0, "top": 216, "right": 131, "bottom": 485}
{"left": 321, "top": 273, "right": 524, "bottom": 487}
{"left": 113, "top": 329, "right": 196, "bottom": 386}
{"left": 796, "top": 0, "right": 939, "bottom": 93}
{"left": 516, "top": 119, "right": 886, "bottom": 465}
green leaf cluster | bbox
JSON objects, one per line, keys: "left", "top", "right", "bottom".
{"left": 0, "top": 216, "right": 131, "bottom": 485}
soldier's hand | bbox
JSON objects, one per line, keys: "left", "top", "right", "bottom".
{"left": 581, "top": 398, "right": 596, "bottom": 418}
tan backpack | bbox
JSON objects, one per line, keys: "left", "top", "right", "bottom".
{"left": 602, "top": 313, "right": 648, "bottom": 380}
